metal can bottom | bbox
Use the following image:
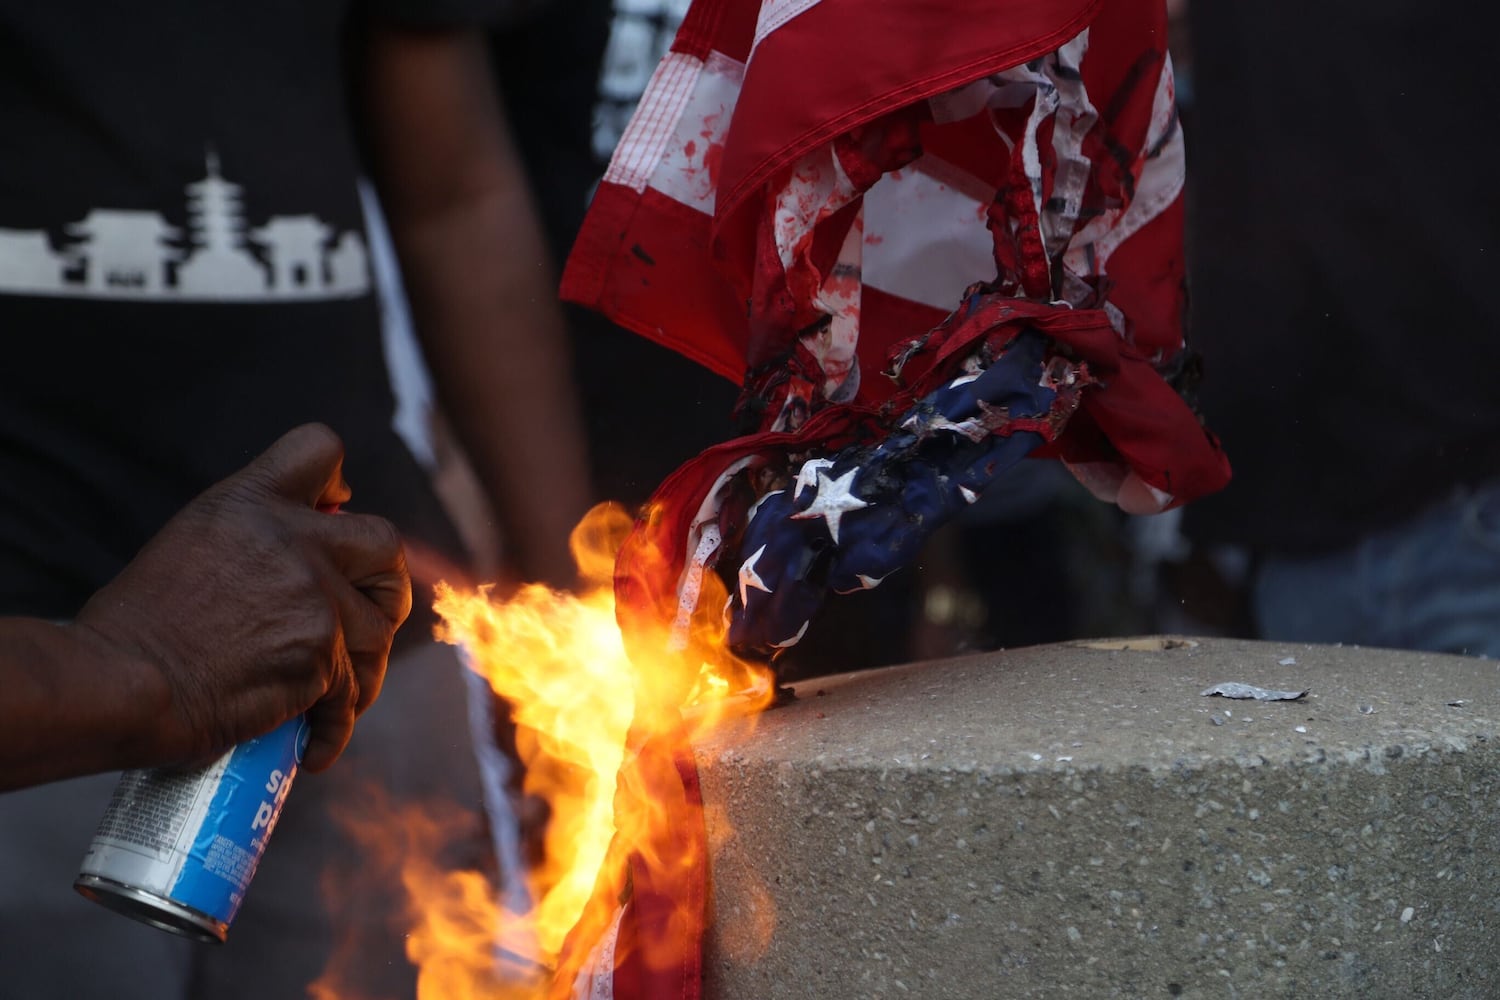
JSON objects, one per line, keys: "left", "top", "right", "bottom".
{"left": 74, "top": 873, "right": 228, "bottom": 944}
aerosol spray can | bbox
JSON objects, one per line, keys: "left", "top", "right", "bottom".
{"left": 74, "top": 714, "right": 309, "bottom": 943}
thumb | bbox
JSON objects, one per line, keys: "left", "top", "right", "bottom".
{"left": 235, "top": 423, "right": 352, "bottom": 508}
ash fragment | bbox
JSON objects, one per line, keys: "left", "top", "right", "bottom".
{"left": 1201, "top": 682, "right": 1309, "bottom": 702}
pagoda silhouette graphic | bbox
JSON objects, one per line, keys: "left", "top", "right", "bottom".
{"left": 0, "top": 150, "right": 370, "bottom": 302}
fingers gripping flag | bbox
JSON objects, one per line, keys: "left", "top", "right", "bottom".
{"left": 558, "top": 0, "right": 1229, "bottom": 995}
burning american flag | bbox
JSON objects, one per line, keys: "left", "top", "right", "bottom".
{"left": 549, "top": 0, "right": 1229, "bottom": 996}
{"left": 336, "top": 1, "right": 1232, "bottom": 998}
{"left": 563, "top": 0, "right": 1227, "bottom": 674}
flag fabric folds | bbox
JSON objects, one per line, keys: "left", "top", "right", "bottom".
{"left": 563, "top": 0, "right": 1229, "bottom": 666}
{"left": 554, "top": 731, "right": 708, "bottom": 1000}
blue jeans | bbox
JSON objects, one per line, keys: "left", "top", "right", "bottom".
{"left": 1254, "top": 480, "right": 1500, "bottom": 658}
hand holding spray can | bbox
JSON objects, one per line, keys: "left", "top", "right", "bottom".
{"left": 74, "top": 500, "right": 348, "bottom": 943}
{"left": 75, "top": 714, "right": 311, "bottom": 943}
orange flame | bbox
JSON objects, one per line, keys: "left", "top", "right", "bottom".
{"left": 318, "top": 502, "right": 774, "bottom": 999}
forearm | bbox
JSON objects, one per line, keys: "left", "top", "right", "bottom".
{"left": 0, "top": 618, "right": 169, "bottom": 791}
{"left": 1, "top": 425, "right": 409, "bottom": 792}
{"left": 392, "top": 182, "right": 592, "bottom": 586}
{"left": 363, "top": 27, "right": 593, "bottom": 587}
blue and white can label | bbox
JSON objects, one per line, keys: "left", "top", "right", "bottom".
{"left": 75, "top": 714, "right": 310, "bottom": 943}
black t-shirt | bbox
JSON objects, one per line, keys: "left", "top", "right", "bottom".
{"left": 1181, "top": 0, "right": 1500, "bottom": 554}
{"left": 0, "top": 1, "right": 488, "bottom": 617}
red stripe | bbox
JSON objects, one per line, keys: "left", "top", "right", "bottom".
{"left": 714, "top": 0, "right": 1103, "bottom": 230}
{"left": 608, "top": 739, "right": 708, "bottom": 1000}
{"left": 1100, "top": 191, "right": 1185, "bottom": 352}
{"left": 1080, "top": 0, "right": 1169, "bottom": 159}
{"left": 855, "top": 284, "right": 947, "bottom": 404}
{"left": 560, "top": 183, "right": 745, "bottom": 385}
{"left": 670, "top": 0, "right": 758, "bottom": 63}
{"left": 562, "top": 188, "right": 976, "bottom": 411}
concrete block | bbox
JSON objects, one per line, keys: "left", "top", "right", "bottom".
{"left": 694, "top": 638, "right": 1499, "bottom": 999}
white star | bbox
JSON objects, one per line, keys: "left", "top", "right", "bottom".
{"left": 790, "top": 467, "right": 870, "bottom": 544}
{"left": 793, "top": 458, "right": 835, "bottom": 500}
{"left": 835, "top": 572, "right": 891, "bottom": 595}
{"left": 737, "top": 544, "right": 773, "bottom": 605}
{"left": 771, "top": 620, "right": 811, "bottom": 649}
{"left": 960, "top": 486, "right": 979, "bottom": 504}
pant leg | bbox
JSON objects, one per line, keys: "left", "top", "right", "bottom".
{"left": 1388, "top": 481, "right": 1500, "bottom": 658}
{"left": 0, "top": 773, "right": 195, "bottom": 999}
{"left": 1252, "top": 544, "right": 1368, "bottom": 647}
{"left": 1255, "top": 481, "right": 1500, "bottom": 658}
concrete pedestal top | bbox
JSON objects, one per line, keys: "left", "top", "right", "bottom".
{"left": 694, "top": 637, "right": 1498, "bottom": 999}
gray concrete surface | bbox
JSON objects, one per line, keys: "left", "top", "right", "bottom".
{"left": 693, "top": 637, "right": 1499, "bottom": 999}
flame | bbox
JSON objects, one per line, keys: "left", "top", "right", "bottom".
{"left": 311, "top": 789, "right": 516, "bottom": 1000}
{"left": 317, "top": 502, "right": 773, "bottom": 999}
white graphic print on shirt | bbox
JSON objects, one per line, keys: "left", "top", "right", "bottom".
{"left": 0, "top": 151, "right": 370, "bottom": 302}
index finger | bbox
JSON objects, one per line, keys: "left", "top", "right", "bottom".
{"left": 299, "top": 509, "right": 413, "bottom": 627}
{"left": 235, "top": 423, "right": 352, "bottom": 509}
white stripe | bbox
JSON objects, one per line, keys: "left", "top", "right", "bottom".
{"left": 772, "top": 145, "right": 856, "bottom": 270}
{"left": 668, "top": 454, "right": 758, "bottom": 646}
{"left": 671, "top": 523, "right": 723, "bottom": 650}
{"left": 1041, "top": 30, "right": 1098, "bottom": 263}
{"left": 605, "top": 52, "right": 704, "bottom": 194}
{"left": 862, "top": 158, "right": 997, "bottom": 311}
{"left": 753, "top": 0, "right": 822, "bottom": 51}
{"left": 570, "top": 903, "right": 627, "bottom": 1000}
{"left": 642, "top": 51, "right": 747, "bottom": 212}
{"left": 808, "top": 207, "right": 863, "bottom": 401}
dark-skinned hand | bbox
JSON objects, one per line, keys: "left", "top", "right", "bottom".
{"left": 72, "top": 423, "right": 412, "bottom": 773}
